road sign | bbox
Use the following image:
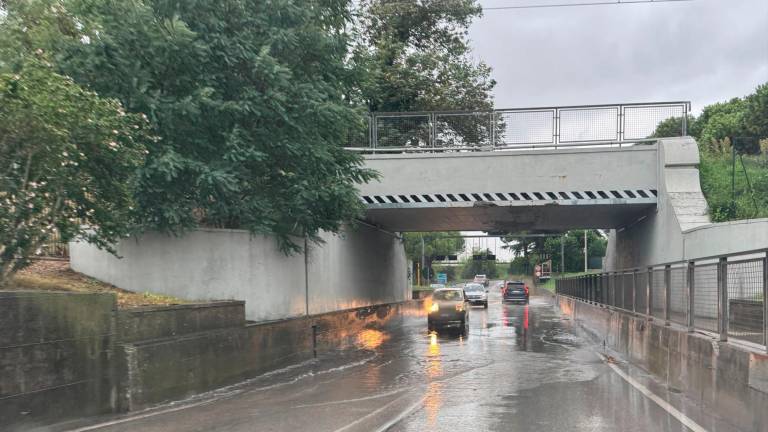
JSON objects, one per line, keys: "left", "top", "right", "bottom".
{"left": 437, "top": 273, "right": 447, "bottom": 284}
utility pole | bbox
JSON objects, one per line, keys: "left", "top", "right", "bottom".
{"left": 583, "top": 230, "right": 588, "bottom": 273}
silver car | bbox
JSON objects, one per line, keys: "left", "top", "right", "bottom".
{"left": 427, "top": 288, "right": 469, "bottom": 333}
{"left": 463, "top": 283, "right": 488, "bottom": 308}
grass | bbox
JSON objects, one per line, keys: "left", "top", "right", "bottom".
{"left": 6, "top": 260, "right": 188, "bottom": 308}
{"left": 699, "top": 152, "right": 768, "bottom": 221}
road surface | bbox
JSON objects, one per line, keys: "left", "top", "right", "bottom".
{"left": 68, "top": 285, "right": 741, "bottom": 432}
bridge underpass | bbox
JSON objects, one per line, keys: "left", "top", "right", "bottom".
{"left": 65, "top": 103, "right": 768, "bottom": 432}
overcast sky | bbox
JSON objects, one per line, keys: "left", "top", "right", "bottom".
{"left": 468, "top": 0, "right": 768, "bottom": 113}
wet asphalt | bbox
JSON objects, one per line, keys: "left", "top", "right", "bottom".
{"left": 67, "top": 284, "right": 746, "bottom": 432}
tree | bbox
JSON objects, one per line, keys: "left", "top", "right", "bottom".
{"left": 352, "top": 0, "right": 496, "bottom": 147}
{"left": 741, "top": 83, "right": 768, "bottom": 141}
{"left": 460, "top": 249, "right": 498, "bottom": 280}
{"left": 403, "top": 232, "right": 464, "bottom": 281}
{"left": 19, "top": 0, "right": 377, "bottom": 253}
{"left": 353, "top": 0, "right": 494, "bottom": 112}
{"left": 0, "top": 60, "right": 149, "bottom": 286}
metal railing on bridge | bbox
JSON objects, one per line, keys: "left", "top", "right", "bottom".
{"left": 556, "top": 249, "right": 768, "bottom": 352}
{"left": 347, "top": 101, "right": 690, "bottom": 152}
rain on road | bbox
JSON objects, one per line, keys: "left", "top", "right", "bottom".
{"left": 69, "top": 284, "right": 740, "bottom": 432}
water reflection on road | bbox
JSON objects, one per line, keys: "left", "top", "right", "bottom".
{"left": 80, "top": 288, "right": 741, "bottom": 432}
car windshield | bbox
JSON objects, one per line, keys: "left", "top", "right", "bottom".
{"left": 465, "top": 284, "right": 484, "bottom": 291}
{"left": 433, "top": 290, "right": 463, "bottom": 301}
{"left": 507, "top": 283, "right": 524, "bottom": 289}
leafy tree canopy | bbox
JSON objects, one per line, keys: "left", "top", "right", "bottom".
{"left": 352, "top": 0, "right": 495, "bottom": 112}
{"left": 0, "top": 59, "right": 149, "bottom": 285}
{"left": 4, "top": 0, "right": 378, "bottom": 253}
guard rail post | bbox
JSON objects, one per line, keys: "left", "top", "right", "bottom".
{"left": 664, "top": 264, "right": 671, "bottom": 326}
{"left": 646, "top": 266, "right": 653, "bottom": 320}
{"left": 717, "top": 257, "right": 728, "bottom": 342}
{"left": 687, "top": 261, "right": 695, "bottom": 332}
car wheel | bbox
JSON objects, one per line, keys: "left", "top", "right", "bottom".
{"left": 483, "top": 301, "right": 488, "bottom": 309}
{"left": 525, "top": 298, "right": 529, "bottom": 304}
{"left": 427, "top": 319, "right": 434, "bottom": 332}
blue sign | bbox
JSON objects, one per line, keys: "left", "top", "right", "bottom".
{"left": 437, "top": 272, "right": 447, "bottom": 284}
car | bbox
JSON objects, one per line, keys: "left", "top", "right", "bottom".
{"left": 463, "top": 283, "right": 488, "bottom": 308}
{"left": 473, "top": 274, "right": 489, "bottom": 287}
{"left": 502, "top": 280, "right": 529, "bottom": 304}
{"left": 427, "top": 288, "right": 469, "bottom": 333}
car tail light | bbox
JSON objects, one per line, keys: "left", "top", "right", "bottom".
{"left": 524, "top": 285, "right": 529, "bottom": 295}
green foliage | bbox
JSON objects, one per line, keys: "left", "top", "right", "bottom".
{"left": 504, "top": 231, "right": 606, "bottom": 275}
{"left": 5, "top": 0, "right": 378, "bottom": 253}
{"left": 460, "top": 250, "right": 498, "bottom": 280}
{"left": 404, "top": 232, "right": 464, "bottom": 280}
{"left": 0, "top": 59, "right": 149, "bottom": 285}
{"left": 352, "top": 0, "right": 495, "bottom": 112}
{"left": 403, "top": 232, "right": 465, "bottom": 260}
{"left": 699, "top": 152, "right": 768, "bottom": 221}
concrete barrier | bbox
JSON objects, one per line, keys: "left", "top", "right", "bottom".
{"left": 120, "top": 300, "right": 422, "bottom": 410}
{"left": 0, "top": 291, "right": 118, "bottom": 431}
{"left": 557, "top": 295, "right": 768, "bottom": 431}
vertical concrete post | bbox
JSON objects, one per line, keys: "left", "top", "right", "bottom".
{"left": 646, "top": 267, "right": 653, "bottom": 320}
{"left": 763, "top": 252, "right": 767, "bottom": 352}
{"left": 664, "top": 264, "right": 671, "bottom": 326}
{"left": 687, "top": 261, "right": 695, "bottom": 332}
{"left": 718, "top": 257, "right": 728, "bottom": 342}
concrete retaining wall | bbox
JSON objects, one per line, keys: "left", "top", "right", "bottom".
{"left": 122, "top": 301, "right": 421, "bottom": 410}
{"left": 0, "top": 292, "right": 118, "bottom": 431}
{"left": 1, "top": 290, "right": 422, "bottom": 430}
{"left": 70, "top": 224, "right": 409, "bottom": 322}
{"left": 557, "top": 295, "right": 768, "bottom": 431}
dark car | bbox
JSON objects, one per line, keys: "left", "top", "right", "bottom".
{"left": 502, "top": 280, "right": 529, "bottom": 304}
{"left": 463, "top": 283, "right": 488, "bottom": 308}
{"left": 427, "top": 288, "right": 469, "bottom": 333}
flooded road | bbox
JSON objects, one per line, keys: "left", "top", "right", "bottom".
{"left": 70, "top": 286, "right": 742, "bottom": 432}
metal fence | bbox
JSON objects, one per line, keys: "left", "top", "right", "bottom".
{"left": 349, "top": 102, "right": 690, "bottom": 152}
{"left": 556, "top": 250, "right": 768, "bottom": 351}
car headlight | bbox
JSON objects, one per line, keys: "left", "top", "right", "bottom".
{"left": 430, "top": 303, "right": 439, "bottom": 312}
{"left": 455, "top": 303, "right": 464, "bottom": 312}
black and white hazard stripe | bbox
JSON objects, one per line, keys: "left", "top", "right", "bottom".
{"left": 361, "top": 189, "right": 657, "bottom": 206}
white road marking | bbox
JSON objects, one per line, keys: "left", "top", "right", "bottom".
{"left": 598, "top": 353, "right": 708, "bottom": 432}
{"left": 68, "top": 398, "right": 219, "bottom": 432}
{"left": 331, "top": 392, "right": 426, "bottom": 432}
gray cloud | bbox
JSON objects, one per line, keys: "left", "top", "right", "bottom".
{"left": 469, "top": 0, "right": 768, "bottom": 113}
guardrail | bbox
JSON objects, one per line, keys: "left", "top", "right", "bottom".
{"left": 347, "top": 101, "right": 690, "bottom": 152}
{"left": 556, "top": 250, "right": 768, "bottom": 352}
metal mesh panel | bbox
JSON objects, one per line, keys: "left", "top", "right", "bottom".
{"left": 435, "top": 113, "right": 492, "bottom": 147}
{"left": 727, "top": 259, "right": 764, "bottom": 345}
{"left": 374, "top": 115, "right": 430, "bottom": 148}
{"left": 669, "top": 265, "right": 687, "bottom": 325}
{"left": 651, "top": 269, "right": 665, "bottom": 319}
{"left": 693, "top": 263, "right": 719, "bottom": 332}
{"left": 344, "top": 116, "right": 369, "bottom": 148}
{"left": 635, "top": 271, "right": 648, "bottom": 315}
{"left": 622, "top": 272, "right": 634, "bottom": 311}
{"left": 623, "top": 104, "right": 686, "bottom": 140}
{"left": 494, "top": 110, "right": 554, "bottom": 145}
{"left": 558, "top": 107, "right": 618, "bottom": 143}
